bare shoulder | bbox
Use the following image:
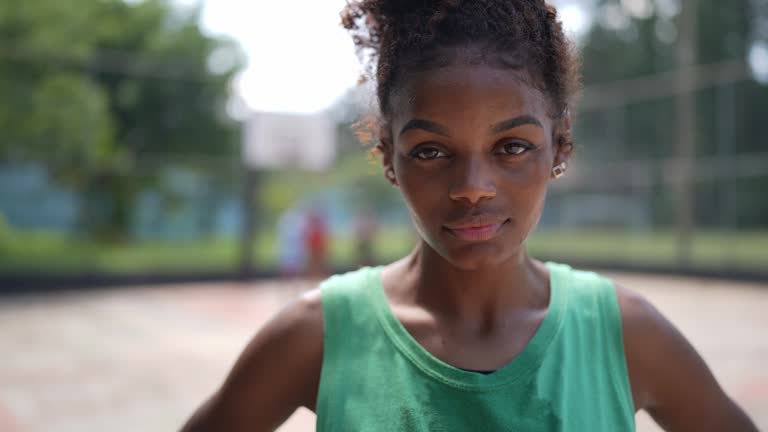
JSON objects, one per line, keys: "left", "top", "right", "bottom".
{"left": 613, "top": 283, "right": 757, "bottom": 431}
{"left": 282, "top": 287, "right": 324, "bottom": 339}
{"left": 613, "top": 284, "right": 670, "bottom": 357}
{"left": 181, "top": 287, "right": 324, "bottom": 432}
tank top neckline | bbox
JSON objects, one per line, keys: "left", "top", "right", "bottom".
{"left": 366, "top": 262, "right": 568, "bottom": 391}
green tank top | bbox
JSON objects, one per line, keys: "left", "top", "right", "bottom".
{"left": 316, "top": 262, "right": 635, "bottom": 431}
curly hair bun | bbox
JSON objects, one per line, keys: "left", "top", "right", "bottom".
{"left": 341, "top": 0, "right": 580, "bottom": 119}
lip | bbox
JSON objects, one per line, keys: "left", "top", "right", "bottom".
{"left": 443, "top": 216, "right": 509, "bottom": 242}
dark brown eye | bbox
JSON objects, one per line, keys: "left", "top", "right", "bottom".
{"left": 497, "top": 141, "right": 533, "bottom": 156}
{"left": 411, "top": 147, "right": 447, "bottom": 160}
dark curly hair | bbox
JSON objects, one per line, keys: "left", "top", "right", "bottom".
{"left": 341, "top": 0, "right": 581, "bottom": 138}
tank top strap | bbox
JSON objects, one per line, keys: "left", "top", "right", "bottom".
{"left": 318, "top": 266, "right": 379, "bottom": 318}
{"left": 318, "top": 265, "right": 382, "bottom": 363}
{"left": 545, "top": 263, "right": 636, "bottom": 422}
{"left": 316, "top": 266, "right": 383, "bottom": 427}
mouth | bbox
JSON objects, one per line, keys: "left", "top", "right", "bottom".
{"left": 443, "top": 217, "right": 510, "bottom": 242}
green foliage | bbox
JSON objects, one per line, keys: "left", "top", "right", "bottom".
{"left": 582, "top": 0, "right": 755, "bottom": 83}
{"left": 577, "top": 0, "right": 768, "bottom": 229}
{"left": 0, "top": 72, "right": 115, "bottom": 172}
{"left": 0, "top": 0, "right": 244, "bottom": 239}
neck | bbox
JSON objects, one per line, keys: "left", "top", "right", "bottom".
{"left": 396, "top": 241, "right": 550, "bottom": 325}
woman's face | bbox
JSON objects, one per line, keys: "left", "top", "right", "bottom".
{"left": 384, "top": 62, "right": 568, "bottom": 270}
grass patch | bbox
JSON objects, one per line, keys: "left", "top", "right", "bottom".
{"left": 0, "top": 231, "right": 239, "bottom": 273}
{"left": 528, "top": 229, "right": 768, "bottom": 270}
{"left": 0, "top": 227, "right": 765, "bottom": 275}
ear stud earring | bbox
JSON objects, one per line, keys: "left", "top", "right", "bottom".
{"left": 552, "top": 162, "right": 567, "bottom": 179}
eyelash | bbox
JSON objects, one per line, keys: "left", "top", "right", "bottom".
{"left": 495, "top": 141, "right": 535, "bottom": 156}
{"left": 410, "top": 147, "right": 448, "bottom": 160}
{"left": 409, "top": 141, "right": 534, "bottom": 161}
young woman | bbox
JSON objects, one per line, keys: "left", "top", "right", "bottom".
{"left": 182, "top": 1, "right": 758, "bottom": 430}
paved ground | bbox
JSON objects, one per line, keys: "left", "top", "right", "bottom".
{"left": 0, "top": 272, "right": 765, "bottom": 432}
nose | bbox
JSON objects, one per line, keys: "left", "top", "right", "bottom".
{"left": 448, "top": 157, "right": 496, "bottom": 205}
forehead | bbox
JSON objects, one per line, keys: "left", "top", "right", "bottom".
{"left": 389, "top": 63, "right": 553, "bottom": 133}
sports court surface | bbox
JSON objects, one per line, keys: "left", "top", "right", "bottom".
{"left": 0, "top": 271, "right": 765, "bottom": 431}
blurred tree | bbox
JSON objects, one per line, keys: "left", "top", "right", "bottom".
{"left": 0, "top": 1, "right": 115, "bottom": 171}
{"left": 0, "top": 0, "right": 243, "bottom": 240}
{"left": 576, "top": 0, "right": 768, "bottom": 228}
{"left": 581, "top": 0, "right": 756, "bottom": 82}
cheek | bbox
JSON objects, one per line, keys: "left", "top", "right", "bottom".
{"left": 502, "top": 158, "right": 550, "bottom": 186}
{"left": 395, "top": 158, "right": 444, "bottom": 221}
{"left": 504, "top": 156, "right": 552, "bottom": 236}
{"left": 493, "top": 145, "right": 553, "bottom": 191}
{"left": 393, "top": 159, "right": 459, "bottom": 249}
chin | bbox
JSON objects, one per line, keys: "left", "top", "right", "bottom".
{"left": 436, "top": 241, "right": 520, "bottom": 271}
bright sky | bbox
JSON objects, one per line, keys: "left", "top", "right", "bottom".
{"left": 186, "top": 0, "right": 591, "bottom": 114}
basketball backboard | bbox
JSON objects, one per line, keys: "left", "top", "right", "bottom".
{"left": 243, "top": 111, "right": 336, "bottom": 171}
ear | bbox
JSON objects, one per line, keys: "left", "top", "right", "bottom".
{"left": 378, "top": 127, "right": 398, "bottom": 187}
{"left": 553, "top": 112, "right": 573, "bottom": 168}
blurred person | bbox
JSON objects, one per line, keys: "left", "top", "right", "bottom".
{"left": 354, "top": 207, "right": 378, "bottom": 267}
{"left": 182, "top": 1, "right": 758, "bottom": 431}
{"left": 304, "top": 208, "right": 329, "bottom": 278}
{"left": 277, "top": 207, "right": 306, "bottom": 278}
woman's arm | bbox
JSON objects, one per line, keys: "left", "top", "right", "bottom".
{"left": 180, "top": 289, "right": 324, "bottom": 432}
{"left": 617, "top": 285, "right": 758, "bottom": 432}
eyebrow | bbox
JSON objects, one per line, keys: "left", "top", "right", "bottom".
{"left": 399, "top": 114, "right": 543, "bottom": 138}
{"left": 399, "top": 119, "right": 450, "bottom": 137}
{"left": 490, "top": 115, "right": 543, "bottom": 134}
